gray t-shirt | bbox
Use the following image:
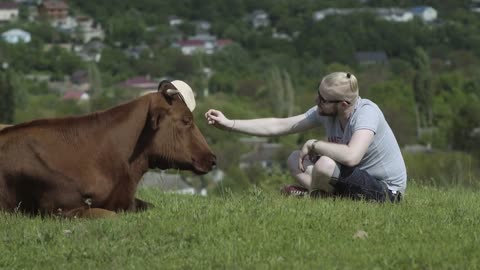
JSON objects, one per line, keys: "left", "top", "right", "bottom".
{"left": 305, "top": 97, "right": 407, "bottom": 192}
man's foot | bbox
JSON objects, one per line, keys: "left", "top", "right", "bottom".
{"left": 310, "top": 189, "right": 337, "bottom": 199}
{"left": 280, "top": 185, "right": 309, "bottom": 197}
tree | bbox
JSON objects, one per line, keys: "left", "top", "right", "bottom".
{"left": 367, "top": 80, "right": 417, "bottom": 146}
{"left": 451, "top": 97, "right": 480, "bottom": 159}
{"left": 412, "top": 47, "right": 434, "bottom": 138}
{"left": 0, "top": 66, "right": 15, "bottom": 123}
{"left": 267, "top": 67, "right": 295, "bottom": 117}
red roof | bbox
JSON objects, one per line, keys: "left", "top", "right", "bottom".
{"left": 216, "top": 39, "right": 233, "bottom": 46}
{"left": 0, "top": 2, "right": 18, "bottom": 9}
{"left": 63, "top": 91, "right": 85, "bottom": 100}
{"left": 120, "top": 76, "right": 157, "bottom": 89}
{"left": 177, "top": 40, "right": 205, "bottom": 47}
{"left": 42, "top": 0, "right": 68, "bottom": 10}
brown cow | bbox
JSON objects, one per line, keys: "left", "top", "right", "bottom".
{"left": 0, "top": 80, "right": 216, "bottom": 218}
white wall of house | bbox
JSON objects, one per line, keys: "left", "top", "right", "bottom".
{"left": 82, "top": 29, "right": 104, "bottom": 43}
{"left": 313, "top": 7, "right": 437, "bottom": 23}
{"left": 181, "top": 45, "right": 202, "bottom": 55}
{"left": 0, "top": 9, "right": 18, "bottom": 22}
{"left": 381, "top": 11, "right": 413, "bottom": 22}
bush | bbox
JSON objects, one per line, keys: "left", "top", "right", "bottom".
{"left": 404, "top": 151, "right": 480, "bottom": 189}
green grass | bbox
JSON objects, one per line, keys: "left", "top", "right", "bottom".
{"left": 1, "top": 184, "right": 479, "bottom": 270}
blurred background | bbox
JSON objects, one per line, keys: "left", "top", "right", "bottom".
{"left": 0, "top": 0, "right": 479, "bottom": 194}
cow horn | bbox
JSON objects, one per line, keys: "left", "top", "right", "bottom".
{"left": 166, "top": 89, "right": 180, "bottom": 96}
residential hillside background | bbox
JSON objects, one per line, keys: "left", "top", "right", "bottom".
{"left": 0, "top": 0, "right": 479, "bottom": 192}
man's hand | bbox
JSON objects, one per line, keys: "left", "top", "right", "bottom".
{"left": 298, "top": 139, "right": 319, "bottom": 172}
{"left": 205, "top": 109, "right": 234, "bottom": 130}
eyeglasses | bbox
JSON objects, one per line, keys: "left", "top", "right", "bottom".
{"left": 317, "top": 92, "right": 351, "bottom": 105}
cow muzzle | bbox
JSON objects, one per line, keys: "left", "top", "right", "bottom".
{"left": 192, "top": 154, "right": 216, "bottom": 174}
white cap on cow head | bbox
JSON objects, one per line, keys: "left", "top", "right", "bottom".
{"left": 171, "top": 80, "right": 196, "bottom": 112}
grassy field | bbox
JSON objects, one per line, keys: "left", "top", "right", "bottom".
{"left": 0, "top": 183, "right": 479, "bottom": 270}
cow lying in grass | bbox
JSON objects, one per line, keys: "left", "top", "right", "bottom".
{"left": 0, "top": 80, "right": 216, "bottom": 218}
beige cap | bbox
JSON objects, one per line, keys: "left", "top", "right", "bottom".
{"left": 171, "top": 80, "right": 196, "bottom": 112}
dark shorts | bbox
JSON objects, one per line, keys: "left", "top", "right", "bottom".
{"left": 330, "top": 166, "right": 402, "bottom": 203}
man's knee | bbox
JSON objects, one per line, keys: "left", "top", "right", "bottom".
{"left": 313, "top": 156, "right": 337, "bottom": 178}
{"left": 287, "top": 150, "right": 301, "bottom": 173}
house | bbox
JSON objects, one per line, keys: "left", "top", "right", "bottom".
{"left": 0, "top": 2, "right": 19, "bottom": 22}
{"left": 216, "top": 39, "right": 233, "bottom": 49}
{"left": 194, "top": 20, "right": 211, "bottom": 34}
{"left": 76, "top": 15, "right": 105, "bottom": 43}
{"left": 377, "top": 8, "right": 413, "bottom": 22}
{"left": 471, "top": 0, "right": 480, "bottom": 12}
{"left": 70, "top": 70, "right": 91, "bottom": 92}
{"left": 174, "top": 39, "right": 215, "bottom": 55}
{"left": 173, "top": 38, "right": 234, "bottom": 55}
{"left": 313, "top": 7, "right": 432, "bottom": 23}
{"left": 240, "top": 142, "right": 283, "bottom": 169}
{"left": 43, "top": 42, "right": 73, "bottom": 52}
{"left": 140, "top": 171, "right": 207, "bottom": 196}
{"left": 168, "top": 15, "right": 183, "bottom": 27}
{"left": 410, "top": 6, "right": 437, "bottom": 22}
{"left": 38, "top": 0, "right": 68, "bottom": 20}
{"left": 238, "top": 137, "right": 283, "bottom": 169}
{"left": 48, "top": 74, "right": 91, "bottom": 94}
{"left": 272, "top": 29, "right": 292, "bottom": 41}
{"left": 119, "top": 75, "right": 158, "bottom": 91}
{"left": 51, "top": 15, "right": 77, "bottom": 31}
{"left": 470, "top": 127, "right": 480, "bottom": 137}
{"left": 247, "top": 9, "right": 270, "bottom": 28}
{"left": 124, "top": 43, "right": 153, "bottom": 59}
{"left": 62, "top": 90, "right": 90, "bottom": 102}
{"left": 403, "top": 144, "right": 432, "bottom": 153}
{"left": 354, "top": 51, "right": 388, "bottom": 65}
{"left": 313, "top": 8, "right": 351, "bottom": 21}
{"left": 73, "top": 40, "right": 105, "bottom": 62}
{"left": 1, "top": 28, "right": 31, "bottom": 44}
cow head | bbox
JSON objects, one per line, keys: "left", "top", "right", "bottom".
{"left": 144, "top": 80, "right": 216, "bottom": 174}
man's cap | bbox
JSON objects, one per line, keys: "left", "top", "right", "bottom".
{"left": 171, "top": 80, "right": 196, "bottom": 112}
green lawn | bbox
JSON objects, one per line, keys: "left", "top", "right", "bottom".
{"left": 0, "top": 184, "right": 479, "bottom": 269}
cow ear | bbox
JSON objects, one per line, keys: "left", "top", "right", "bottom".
{"left": 158, "top": 80, "right": 178, "bottom": 104}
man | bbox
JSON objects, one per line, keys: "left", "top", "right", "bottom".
{"left": 205, "top": 72, "right": 406, "bottom": 202}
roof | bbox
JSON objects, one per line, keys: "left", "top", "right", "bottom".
{"left": 216, "top": 39, "right": 233, "bottom": 47}
{"left": 2, "top": 28, "right": 30, "bottom": 36}
{"left": 354, "top": 51, "right": 388, "bottom": 63}
{"left": 410, "top": 6, "right": 433, "bottom": 14}
{"left": 120, "top": 76, "right": 157, "bottom": 89}
{"left": 0, "top": 2, "right": 18, "bottom": 9}
{"left": 63, "top": 91, "right": 88, "bottom": 101}
{"left": 177, "top": 40, "right": 206, "bottom": 47}
{"left": 71, "top": 70, "right": 88, "bottom": 84}
{"left": 42, "top": 0, "right": 68, "bottom": 9}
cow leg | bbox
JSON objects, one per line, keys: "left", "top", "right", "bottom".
{"left": 129, "top": 198, "right": 154, "bottom": 212}
{"left": 62, "top": 207, "right": 117, "bottom": 219}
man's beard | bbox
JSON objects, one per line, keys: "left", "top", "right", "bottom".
{"left": 317, "top": 106, "right": 337, "bottom": 116}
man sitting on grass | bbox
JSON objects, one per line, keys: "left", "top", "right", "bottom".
{"left": 205, "top": 72, "right": 406, "bottom": 202}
